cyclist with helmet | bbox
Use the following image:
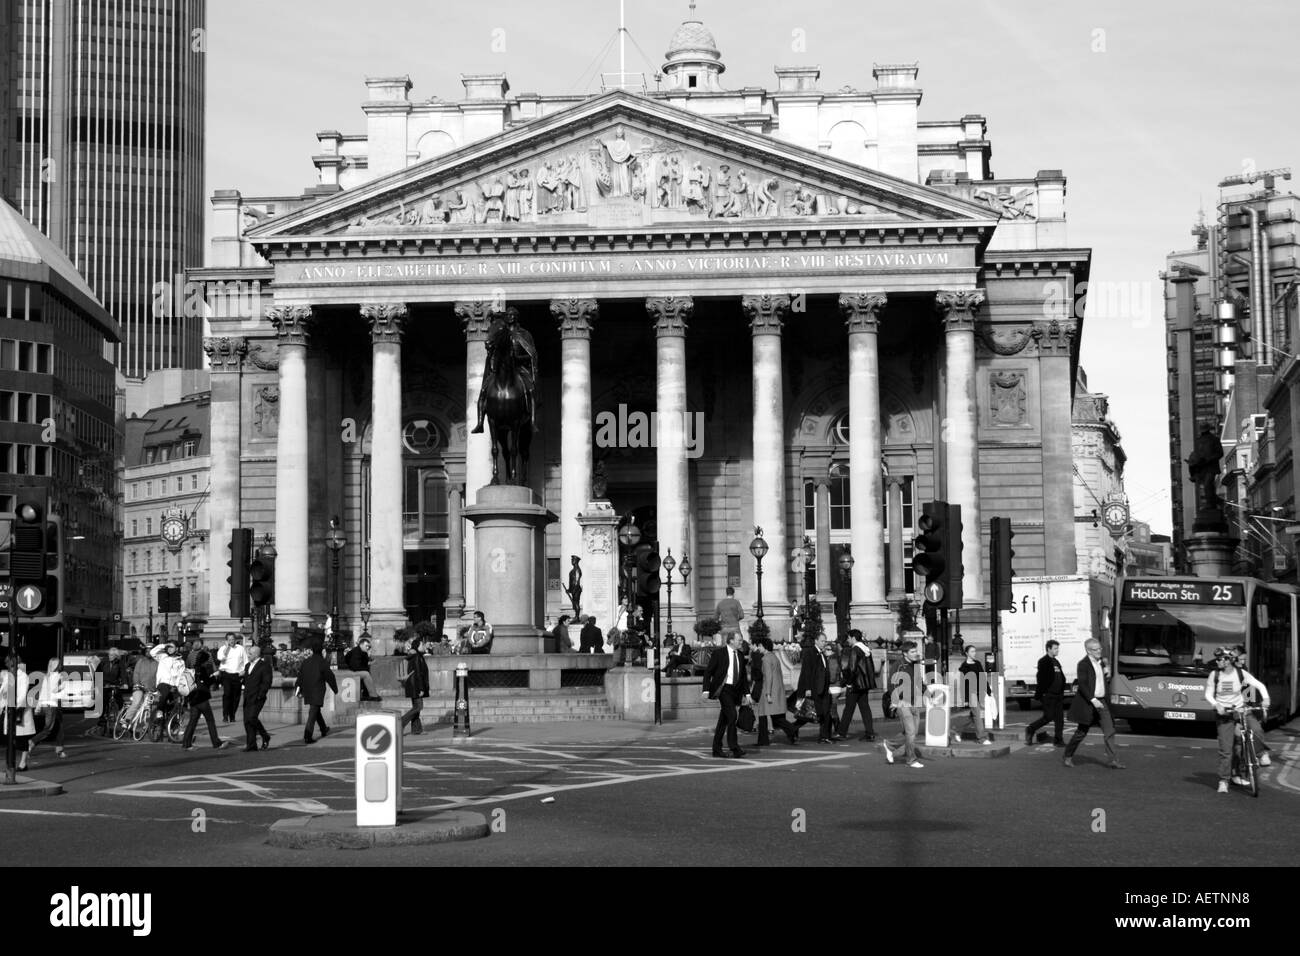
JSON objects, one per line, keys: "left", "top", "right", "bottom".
{"left": 1204, "top": 646, "right": 1271, "bottom": 794}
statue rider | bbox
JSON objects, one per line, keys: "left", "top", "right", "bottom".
{"left": 472, "top": 308, "right": 538, "bottom": 434}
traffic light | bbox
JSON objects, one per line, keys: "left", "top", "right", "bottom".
{"left": 912, "top": 500, "right": 963, "bottom": 610}
{"left": 41, "top": 514, "right": 63, "bottom": 620}
{"left": 249, "top": 550, "right": 276, "bottom": 608}
{"left": 227, "top": 528, "right": 252, "bottom": 618}
{"left": 11, "top": 498, "right": 46, "bottom": 586}
{"left": 635, "top": 543, "right": 661, "bottom": 599}
{"left": 990, "top": 516, "right": 1016, "bottom": 612}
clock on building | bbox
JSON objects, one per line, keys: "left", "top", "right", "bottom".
{"left": 160, "top": 514, "right": 188, "bottom": 548}
{"left": 1102, "top": 499, "right": 1130, "bottom": 536}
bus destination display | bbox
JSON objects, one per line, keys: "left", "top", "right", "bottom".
{"left": 1122, "top": 580, "right": 1244, "bottom": 606}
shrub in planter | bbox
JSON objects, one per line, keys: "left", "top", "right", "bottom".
{"left": 275, "top": 649, "right": 311, "bottom": 679}
{"left": 694, "top": 617, "right": 722, "bottom": 642}
{"left": 747, "top": 619, "right": 771, "bottom": 644}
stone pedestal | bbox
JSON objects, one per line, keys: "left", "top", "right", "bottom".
{"left": 1186, "top": 533, "right": 1240, "bottom": 578}
{"left": 576, "top": 500, "right": 620, "bottom": 634}
{"left": 462, "top": 484, "right": 557, "bottom": 655}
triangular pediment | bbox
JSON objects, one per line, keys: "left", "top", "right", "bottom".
{"left": 251, "top": 90, "right": 995, "bottom": 242}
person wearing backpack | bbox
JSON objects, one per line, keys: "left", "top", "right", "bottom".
{"left": 1205, "top": 646, "right": 1272, "bottom": 793}
{"left": 181, "top": 658, "right": 228, "bottom": 752}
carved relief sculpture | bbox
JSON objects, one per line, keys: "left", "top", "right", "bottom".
{"left": 253, "top": 385, "right": 280, "bottom": 437}
{"left": 989, "top": 371, "right": 1028, "bottom": 426}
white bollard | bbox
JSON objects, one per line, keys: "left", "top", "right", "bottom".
{"left": 356, "top": 710, "right": 402, "bottom": 827}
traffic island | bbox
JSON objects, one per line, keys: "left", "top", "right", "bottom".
{"left": 0, "top": 776, "right": 64, "bottom": 798}
{"left": 267, "top": 809, "right": 490, "bottom": 849}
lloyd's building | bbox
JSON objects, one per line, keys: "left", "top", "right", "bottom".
{"left": 195, "top": 13, "right": 1090, "bottom": 652}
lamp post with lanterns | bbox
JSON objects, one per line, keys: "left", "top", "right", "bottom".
{"left": 359, "top": 600, "right": 371, "bottom": 640}
{"left": 749, "top": 527, "right": 769, "bottom": 620}
{"left": 617, "top": 518, "right": 641, "bottom": 626}
{"left": 257, "top": 534, "right": 276, "bottom": 645}
{"left": 838, "top": 551, "right": 854, "bottom": 636}
{"left": 326, "top": 516, "right": 346, "bottom": 638}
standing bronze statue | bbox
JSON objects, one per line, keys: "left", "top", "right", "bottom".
{"left": 1186, "top": 427, "right": 1226, "bottom": 532}
{"left": 561, "top": 555, "right": 583, "bottom": 618}
{"left": 472, "top": 308, "right": 537, "bottom": 485}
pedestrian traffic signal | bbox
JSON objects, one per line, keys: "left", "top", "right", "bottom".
{"left": 913, "top": 500, "right": 963, "bottom": 610}
{"left": 990, "top": 516, "right": 1015, "bottom": 612}
{"left": 635, "top": 543, "right": 661, "bottom": 599}
{"left": 249, "top": 551, "right": 276, "bottom": 607}
{"left": 11, "top": 497, "right": 47, "bottom": 586}
{"left": 228, "top": 528, "right": 252, "bottom": 618}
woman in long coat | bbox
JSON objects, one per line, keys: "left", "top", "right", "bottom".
{"left": 0, "top": 656, "right": 35, "bottom": 770}
{"left": 754, "top": 638, "right": 798, "bottom": 745}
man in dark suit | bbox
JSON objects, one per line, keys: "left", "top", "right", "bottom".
{"left": 835, "top": 630, "right": 876, "bottom": 741}
{"left": 1062, "top": 638, "right": 1123, "bottom": 769}
{"left": 296, "top": 642, "right": 338, "bottom": 744}
{"left": 797, "top": 636, "right": 837, "bottom": 743}
{"left": 579, "top": 616, "right": 604, "bottom": 654}
{"left": 241, "top": 645, "right": 273, "bottom": 752}
{"left": 701, "top": 631, "right": 750, "bottom": 757}
{"left": 1025, "top": 639, "right": 1066, "bottom": 746}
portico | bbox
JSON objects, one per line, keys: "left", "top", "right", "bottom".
{"left": 198, "top": 88, "right": 1089, "bottom": 651}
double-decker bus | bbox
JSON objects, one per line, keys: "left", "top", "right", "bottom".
{"left": 1109, "top": 575, "right": 1298, "bottom": 729}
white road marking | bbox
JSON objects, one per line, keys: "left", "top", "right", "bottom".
{"left": 0, "top": 808, "right": 243, "bottom": 824}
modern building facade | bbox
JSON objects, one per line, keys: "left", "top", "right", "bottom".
{"left": 122, "top": 381, "right": 211, "bottom": 636}
{"left": 1165, "top": 174, "right": 1300, "bottom": 574}
{"left": 193, "top": 14, "right": 1091, "bottom": 650}
{"left": 2, "top": 0, "right": 206, "bottom": 377}
{"left": 0, "top": 197, "right": 120, "bottom": 644}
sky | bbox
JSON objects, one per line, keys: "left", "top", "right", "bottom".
{"left": 203, "top": 0, "right": 1300, "bottom": 535}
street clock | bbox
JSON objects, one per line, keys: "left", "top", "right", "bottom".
{"left": 160, "top": 509, "right": 189, "bottom": 548}
{"left": 1102, "top": 498, "right": 1130, "bottom": 536}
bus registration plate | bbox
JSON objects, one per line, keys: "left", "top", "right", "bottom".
{"left": 1164, "top": 710, "right": 1195, "bottom": 720}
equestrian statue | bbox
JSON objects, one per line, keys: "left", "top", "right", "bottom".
{"left": 472, "top": 307, "right": 537, "bottom": 486}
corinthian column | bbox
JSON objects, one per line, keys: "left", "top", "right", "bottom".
{"left": 840, "top": 292, "right": 888, "bottom": 616}
{"left": 455, "top": 300, "right": 496, "bottom": 618}
{"left": 743, "top": 294, "right": 790, "bottom": 620}
{"left": 552, "top": 297, "right": 598, "bottom": 572}
{"left": 268, "top": 306, "right": 313, "bottom": 621}
{"left": 937, "top": 289, "right": 987, "bottom": 603}
{"left": 360, "top": 304, "right": 408, "bottom": 648}
{"left": 647, "top": 295, "right": 695, "bottom": 618}
{"left": 202, "top": 336, "right": 248, "bottom": 629}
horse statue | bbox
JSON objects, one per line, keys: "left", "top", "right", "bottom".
{"left": 471, "top": 308, "right": 537, "bottom": 485}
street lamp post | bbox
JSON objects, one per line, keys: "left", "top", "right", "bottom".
{"left": 326, "top": 516, "right": 346, "bottom": 638}
{"left": 838, "top": 551, "right": 854, "bottom": 636}
{"left": 259, "top": 534, "right": 277, "bottom": 645}
{"left": 359, "top": 600, "right": 371, "bottom": 640}
{"left": 617, "top": 518, "right": 641, "bottom": 626}
{"left": 749, "top": 527, "right": 769, "bottom": 620}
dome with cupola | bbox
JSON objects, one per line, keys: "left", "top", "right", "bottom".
{"left": 662, "top": 5, "right": 725, "bottom": 91}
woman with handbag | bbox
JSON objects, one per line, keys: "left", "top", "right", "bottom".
{"left": 28, "top": 656, "right": 67, "bottom": 761}
{"left": 0, "top": 656, "right": 36, "bottom": 771}
{"left": 405, "top": 636, "right": 430, "bottom": 734}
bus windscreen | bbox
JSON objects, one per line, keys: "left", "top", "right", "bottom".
{"left": 1117, "top": 605, "right": 1247, "bottom": 677}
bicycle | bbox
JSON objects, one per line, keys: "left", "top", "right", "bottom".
{"left": 113, "top": 691, "right": 158, "bottom": 742}
{"left": 1230, "top": 704, "right": 1264, "bottom": 799}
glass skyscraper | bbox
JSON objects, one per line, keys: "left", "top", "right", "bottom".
{"left": 2, "top": 0, "right": 205, "bottom": 377}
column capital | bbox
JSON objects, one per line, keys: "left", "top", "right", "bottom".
{"left": 267, "top": 305, "right": 314, "bottom": 346}
{"left": 551, "top": 297, "right": 598, "bottom": 338}
{"left": 454, "top": 299, "right": 498, "bottom": 340}
{"left": 839, "top": 292, "right": 887, "bottom": 333}
{"left": 1031, "top": 318, "right": 1078, "bottom": 356}
{"left": 646, "top": 295, "right": 693, "bottom": 337}
{"left": 741, "top": 293, "right": 791, "bottom": 335}
{"left": 936, "top": 289, "right": 986, "bottom": 331}
{"left": 202, "top": 336, "right": 248, "bottom": 371}
{"left": 362, "top": 303, "right": 409, "bottom": 343}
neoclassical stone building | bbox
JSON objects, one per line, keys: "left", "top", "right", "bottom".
{"left": 195, "top": 14, "right": 1090, "bottom": 648}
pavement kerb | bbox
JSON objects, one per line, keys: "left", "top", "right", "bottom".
{"left": 267, "top": 810, "right": 490, "bottom": 849}
{"left": 0, "top": 775, "right": 64, "bottom": 798}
